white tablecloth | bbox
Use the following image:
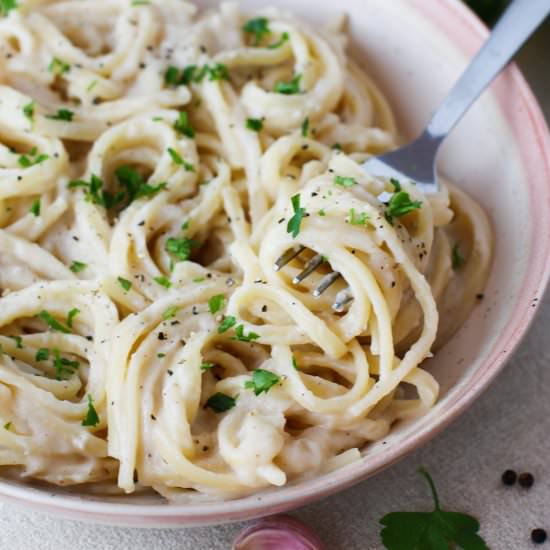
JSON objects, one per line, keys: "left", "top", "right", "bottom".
{"left": 2, "top": 16, "right": 549, "bottom": 550}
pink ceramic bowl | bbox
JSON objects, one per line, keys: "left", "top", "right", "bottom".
{"left": 2, "top": 0, "right": 550, "bottom": 527}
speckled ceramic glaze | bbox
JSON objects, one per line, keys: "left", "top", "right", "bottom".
{"left": 1, "top": 0, "right": 549, "bottom": 527}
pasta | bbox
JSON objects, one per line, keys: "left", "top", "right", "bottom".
{"left": 0, "top": 0, "right": 491, "bottom": 500}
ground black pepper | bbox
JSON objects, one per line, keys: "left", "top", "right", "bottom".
{"left": 501, "top": 469, "right": 517, "bottom": 486}
{"left": 519, "top": 472, "right": 534, "bottom": 488}
{"left": 532, "top": 529, "right": 547, "bottom": 544}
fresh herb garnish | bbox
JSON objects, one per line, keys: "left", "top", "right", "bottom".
{"left": 318, "top": 209, "right": 326, "bottom": 217}
{"left": 53, "top": 348, "right": 79, "bottom": 380}
{"left": 81, "top": 394, "right": 100, "bottom": 427}
{"left": 66, "top": 308, "right": 80, "bottom": 329}
{"left": 48, "top": 57, "right": 70, "bottom": 75}
{"left": 37, "top": 311, "right": 71, "bottom": 334}
{"left": 334, "top": 175, "right": 357, "bottom": 188}
{"left": 379, "top": 468, "right": 488, "bottom": 550}
{"left": 87, "top": 80, "right": 98, "bottom": 92}
{"left": 208, "top": 294, "right": 225, "bottom": 315}
{"left": 200, "top": 362, "right": 215, "bottom": 371}
{"left": 18, "top": 148, "right": 49, "bottom": 168}
{"left": 243, "top": 17, "right": 270, "bottom": 45}
{"left": 115, "top": 165, "right": 167, "bottom": 203}
{"left": 286, "top": 193, "right": 306, "bottom": 238}
{"left": 167, "top": 148, "right": 195, "bottom": 171}
{"left": 207, "top": 63, "right": 230, "bottom": 81}
{"left": 67, "top": 174, "right": 124, "bottom": 209}
{"left": 218, "top": 315, "right": 236, "bottom": 333}
{"left": 0, "top": 0, "right": 17, "bottom": 16}
{"left": 244, "top": 368, "right": 279, "bottom": 395}
{"left": 46, "top": 109, "right": 74, "bottom": 122}
{"left": 165, "top": 237, "right": 197, "bottom": 262}
{"left": 165, "top": 66, "right": 179, "bottom": 86}
{"left": 157, "top": 352, "right": 166, "bottom": 358}
{"left": 452, "top": 244, "right": 465, "bottom": 270}
{"left": 246, "top": 118, "right": 263, "bottom": 132}
{"left": 162, "top": 306, "right": 178, "bottom": 320}
{"left": 154, "top": 276, "right": 171, "bottom": 288}
{"left": 174, "top": 111, "right": 195, "bottom": 138}
{"left": 274, "top": 74, "right": 302, "bottom": 95}
{"left": 332, "top": 143, "right": 342, "bottom": 151}
{"left": 267, "top": 31, "right": 289, "bottom": 49}
{"left": 301, "top": 117, "right": 309, "bottom": 138}
{"left": 8, "top": 335, "right": 22, "bottom": 349}
{"left": 206, "top": 392, "right": 237, "bottom": 413}
{"left": 117, "top": 277, "right": 132, "bottom": 291}
{"left": 3, "top": 421, "right": 12, "bottom": 431}
{"left": 292, "top": 356, "right": 299, "bottom": 370}
{"left": 23, "top": 101, "right": 34, "bottom": 121}
{"left": 69, "top": 260, "right": 87, "bottom": 273}
{"left": 35, "top": 348, "right": 49, "bottom": 361}
{"left": 29, "top": 198, "right": 40, "bottom": 217}
{"left": 193, "top": 276, "right": 205, "bottom": 283}
{"left": 131, "top": 0, "right": 150, "bottom": 5}
{"left": 390, "top": 178, "right": 402, "bottom": 192}
{"left": 232, "top": 325, "right": 260, "bottom": 343}
{"left": 384, "top": 190, "right": 422, "bottom": 224}
{"left": 349, "top": 208, "right": 368, "bottom": 225}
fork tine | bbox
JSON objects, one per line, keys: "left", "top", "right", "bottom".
{"left": 273, "top": 245, "right": 305, "bottom": 271}
{"left": 313, "top": 271, "right": 341, "bottom": 297}
{"left": 332, "top": 288, "right": 353, "bottom": 312}
{"left": 293, "top": 254, "right": 324, "bottom": 284}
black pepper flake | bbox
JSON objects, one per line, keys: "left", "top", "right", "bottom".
{"left": 92, "top": 97, "right": 102, "bottom": 105}
{"left": 476, "top": 293, "right": 485, "bottom": 300}
{"left": 192, "top": 306, "right": 198, "bottom": 315}
{"left": 202, "top": 446, "right": 209, "bottom": 452}
{"left": 167, "top": 369, "right": 173, "bottom": 376}
{"left": 206, "top": 273, "right": 212, "bottom": 278}
{"left": 519, "top": 472, "right": 534, "bottom": 488}
{"left": 391, "top": 281, "right": 396, "bottom": 288}
{"left": 139, "top": 63, "right": 146, "bottom": 69}
{"left": 85, "top": 335, "right": 94, "bottom": 341}
{"left": 17, "top": 176, "right": 22, "bottom": 181}
{"left": 261, "top": 305, "right": 267, "bottom": 312}
{"left": 501, "top": 469, "right": 517, "bottom": 486}
{"left": 158, "top": 332, "right": 167, "bottom": 340}
{"left": 72, "top": 235, "right": 79, "bottom": 241}
{"left": 138, "top": 220, "right": 145, "bottom": 226}
{"left": 532, "top": 529, "right": 547, "bottom": 544}
{"left": 277, "top": 218, "right": 285, "bottom": 224}
{"left": 200, "top": 45, "right": 207, "bottom": 53}
{"left": 301, "top": 144, "right": 309, "bottom": 150}
{"left": 150, "top": 414, "right": 157, "bottom": 421}
{"left": 311, "top": 192, "right": 318, "bottom": 197}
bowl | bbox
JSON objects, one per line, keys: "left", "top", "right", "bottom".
{"left": 2, "top": 0, "right": 550, "bottom": 526}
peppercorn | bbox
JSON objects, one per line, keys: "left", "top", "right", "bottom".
{"left": 531, "top": 529, "right": 547, "bottom": 544}
{"left": 501, "top": 469, "right": 517, "bottom": 486}
{"left": 519, "top": 472, "right": 534, "bottom": 488}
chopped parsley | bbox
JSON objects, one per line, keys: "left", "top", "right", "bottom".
{"left": 208, "top": 294, "right": 225, "bottom": 315}
{"left": 68, "top": 174, "right": 120, "bottom": 209}
{"left": 390, "top": 178, "right": 402, "bottom": 192}
{"left": 46, "top": 109, "right": 74, "bottom": 122}
{"left": 200, "top": 362, "right": 215, "bottom": 371}
{"left": 267, "top": 31, "right": 289, "bottom": 49}
{"left": 165, "top": 237, "right": 197, "bottom": 262}
{"left": 332, "top": 143, "right": 343, "bottom": 151}
{"left": 379, "top": 468, "right": 488, "bottom": 550}
{"left": 154, "top": 276, "right": 171, "bottom": 288}
{"left": 53, "top": 348, "right": 79, "bottom": 380}
{"left": 206, "top": 392, "right": 237, "bottom": 413}
{"left": 48, "top": 57, "right": 70, "bottom": 75}
{"left": 164, "top": 66, "right": 180, "bottom": 86}
{"left": 29, "top": 198, "right": 40, "bottom": 217}
{"left": 131, "top": 0, "right": 150, "bottom": 5}
{"left": 286, "top": 193, "right": 306, "bottom": 238}
{"left": 87, "top": 80, "right": 98, "bottom": 92}
{"left": 115, "top": 165, "right": 167, "bottom": 203}
{"left": 35, "top": 348, "right": 49, "bottom": 361}
{"left": 66, "top": 308, "right": 80, "bottom": 329}
{"left": 207, "top": 63, "right": 230, "bottom": 81}
{"left": 349, "top": 208, "right": 368, "bottom": 225}
{"left": 23, "top": 101, "right": 35, "bottom": 121}
{"left": 384, "top": 190, "right": 422, "bottom": 224}
{"left": 232, "top": 325, "right": 260, "bottom": 343}
{"left": 81, "top": 394, "right": 100, "bottom": 427}
{"left": 18, "top": 148, "right": 49, "bottom": 168}
{"left": 217, "top": 315, "right": 236, "bottom": 333}
{"left": 0, "top": 0, "right": 17, "bottom": 16}
{"left": 452, "top": 244, "right": 465, "bottom": 270}
{"left": 3, "top": 421, "right": 11, "bottom": 431}
{"left": 334, "top": 175, "right": 357, "bottom": 188}
{"left": 244, "top": 369, "right": 280, "bottom": 395}
{"left": 274, "top": 74, "right": 302, "bottom": 95}
{"left": 117, "top": 277, "right": 132, "bottom": 291}
{"left": 246, "top": 118, "right": 263, "bottom": 132}
{"left": 318, "top": 209, "right": 326, "bottom": 217}
{"left": 157, "top": 352, "right": 166, "bottom": 358}
{"left": 167, "top": 148, "right": 195, "bottom": 171}
{"left": 162, "top": 306, "right": 179, "bottom": 320}
{"left": 174, "top": 111, "right": 195, "bottom": 138}
{"left": 8, "top": 335, "right": 22, "bottom": 349}
{"left": 292, "top": 356, "right": 299, "bottom": 370}
{"left": 69, "top": 260, "right": 87, "bottom": 273}
{"left": 301, "top": 117, "right": 309, "bottom": 138}
{"left": 37, "top": 311, "right": 71, "bottom": 334}
{"left": 193, "top": 276, "right": 205, "bottom": 283}
{"left": 243, "top": 17, "right": 270, "bottom": 46}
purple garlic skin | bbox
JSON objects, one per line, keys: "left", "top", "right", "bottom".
{"left": 233, "top": 515, "right": 326, "bottom": 550}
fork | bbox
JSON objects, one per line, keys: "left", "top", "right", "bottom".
{"left": 274, "top": 0, "right": 550, "bottom": 311}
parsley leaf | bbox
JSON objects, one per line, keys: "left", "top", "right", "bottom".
{"left": 206, "top": 392, "right": 237, "bottom": 413}
{"left": 334, "top": 175, "right": 357, "bottom": 188}
{"left": 67, "top": 174, "right": 124, "bottom": 209}
{"left": 318, "top": 209, "right": 326, "bottom": 217}
{"left": 301, "top": 117, "right": 309, "bottom": 138}
{"left": 0, "top": 0, "right": 17, "bottom": 16}
{"left": 66, "top": 308, "right": 80, "bottom": 329}
{"left": 286, "top": 193, "right": 306, "bottom": 238}
{"left": 349, "top": 208, "right": 368, "bottom": 225}
{"left": 292, "top": 356, "right": 299, "bottom": 370}
{"left": 267, "top": 31, "right": 289, "bottom": 49}
{"left": 164, "top": 66, "right": 180, "bottom": 86}
{"left": 206, "top": 63, "right": 230, "bottom": 81}
{"left": 390, "top": 178, "right": 402, "bottom": 192}
{"left": 29, "top": 198, "right": 40, "bottom": 217}
{"left": 35, "top": 348, "right": 50, "bottom": 361}
{"left": 3, "top": 421, "right": 11, "bottom": 431}
{"left": 218, "top": 315, "right": 236, "bottom": 333}
{"left": 165, "top": 237, "right": 197, "bottom": 262}
{"left": 208, "top": 294, "right": 225, "bottom": 315}
{"left": 69, "top": 260, "right": 87, "bottom": 273}
{"left": 200, "top": 362, "right": 215, "bottom": 371}
{"left": 232, "top": 325, "right": 260, "bottom": 343}
{"left": 23, "top": 101, "right": 35, "bottom": 121}
{"left": 18, "top": 149, "right": 49, "bottom": 168}
{"left": 380, "top": 468, "right": 488, "bottom": 550}
{"left": 154, "top": 276, "right": 171, "bottom": 288}
{"left": 244, "top": 369, "right": 279, "bottom": 395}
{"left": 46, "top": 109, "right": 74, "bottom": 122}
{"left": 274, "top": 74, "right": 302, "bottom": 95}
{"left": 452, "top": 244, "right": 465, "bottom": 270}
{"left": 384, "top": 191, "right": 422, "bottom": 224}
{"left": 53, "top": 348, "right": 79, "bottom": 380}
{"left": 115, "top": 165, "right": 167, "bottom": 202}
{"left": 8, "top": 335, "right": 22, "bottom": 349}
{"left": 174, "top": 111, "right": 195, "bottom": 138}
{"left": 48, "top": 57, "right": 70, "bottom": 75}
{"left": 246, "top": 118, "right": 263, "bottom": 132}
{"left": 81, "top": 394, "right": 100, "bottom": 427}
{"left": 37, "top": 311, "right": 70, "bottom": 334}
{"left": 162, "top": 306, "right": 179, "bottom": 320}
{"left": 243, "top": 17, "right": 270, "bottom": 46}
{"left": 167, "top": 148, "right": 195, "bottom": 171}
{"left": 117, "top": 277, "right": 132, "bottom": 291}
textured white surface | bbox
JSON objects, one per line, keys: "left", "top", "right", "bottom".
{"left": 1, "top": 15, "right": 549, "bottom": 550}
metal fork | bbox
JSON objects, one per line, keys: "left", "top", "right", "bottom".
{"left": 274, "top": 0, "right": 550, "bottom": 311}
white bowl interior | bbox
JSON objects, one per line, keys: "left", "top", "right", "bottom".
{"left": 0, "top": 0, "right": 545, "bottom": 524}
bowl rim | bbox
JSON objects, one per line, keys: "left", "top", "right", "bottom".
{"left": 2, "top": 0, "right": 550, "bottom": 527}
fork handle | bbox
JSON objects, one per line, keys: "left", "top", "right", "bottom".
{"left": 426, "top": 0, "right": 550, "bottom": 140}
